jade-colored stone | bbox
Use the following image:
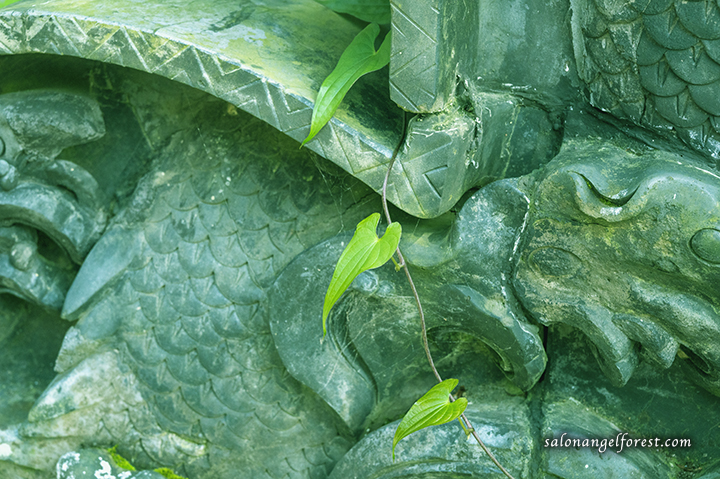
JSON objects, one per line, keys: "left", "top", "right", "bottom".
{"left": 56, "top": 449, "right": 165, "bottom": 479}
{"left": 389, "top": 0, "right": 478, "bottom": 113}
{"left": 0, "top": 0, "right": 717, "bottom": 478}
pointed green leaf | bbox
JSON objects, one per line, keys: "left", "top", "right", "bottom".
{"left": 302, "top": 23, "right": 391, "bottom": 147}
{"left": 322, "top": 213, "right": 401, "bottom": 335}
{"left": 392, "top": 379, "right": 468, "bottom": 459}
{"left": 314, "top": 0, "right": 391, "bottom": 24}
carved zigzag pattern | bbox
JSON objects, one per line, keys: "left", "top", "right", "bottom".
{"left": 0, "top": 5, "right": 475, "bottom": 218}
{"left": 0, "top": 9, "right": 418, "bottom": 211}
{"left": 389, "top": 0, "right": 440, "bottom": 112}
{"left": 1, "top": 14, "right": 301, "bottom": 122}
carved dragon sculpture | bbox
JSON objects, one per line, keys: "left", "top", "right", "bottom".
{"left": 0, "top": 0, "right": 719, "bottom": 478}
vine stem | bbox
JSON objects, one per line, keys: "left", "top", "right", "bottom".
{"left": 381, "top": 113, "right": 516, "bottom": 479}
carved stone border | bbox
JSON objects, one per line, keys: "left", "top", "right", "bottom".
{"left": 0, "top": 0, "right": 462, "bottom": 216}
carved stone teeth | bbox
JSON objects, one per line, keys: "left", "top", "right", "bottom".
{"left": 0, "top": 181, "right": 103, "bottom": 264}
{"left": 0, "top": 226, "right": 69, "bottom": 309}
{"left": 611, "top": 313, "right": 679, "bottom": 370}
{"left": 629, "top": 280, "right": 720, "bottom": 375}
{"left": 564, "top": 302, "right": 639, "bottom": 386}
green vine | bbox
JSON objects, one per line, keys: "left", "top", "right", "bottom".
{"left": 301, "top": 22, "right": 390, "bottom": 146}
{"left": 322, "top": 111, "right": 516, "bottom": 478}
{"left": 308, "top": 3, "right": 517, "bottom": 476}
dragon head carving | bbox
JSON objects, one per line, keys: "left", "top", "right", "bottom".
{"left": 514, "top": 142, "right": 720, "bottom": 393}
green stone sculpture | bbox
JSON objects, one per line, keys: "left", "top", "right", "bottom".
{"left": 514, "top": 141, "right": 720, "bottom": 393}
{"left": 0, "top": 0, "right": 717, "bottom": 478}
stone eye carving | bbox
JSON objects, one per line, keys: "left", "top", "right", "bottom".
{"left": 528, "top": 246, "right": 583, "bottom": 278}
{"left": 577, "top": 173, "right": 637, "bottom": 207}
{"left": 567, "top": 168, "right": 646, "bottom": 223}
{"left": 690, "top": 228, "right": 720, "bottom": 264}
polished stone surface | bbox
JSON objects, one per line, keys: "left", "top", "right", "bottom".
{"left": 0, "top": 1, "right": 717, "bottom": 478}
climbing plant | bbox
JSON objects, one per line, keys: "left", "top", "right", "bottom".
{"left": 301, "top": 22, "right": 390, "bottom": 146}
{"left": 302, "top": 0, "right": 512, "bottom": 479}
{"left": 306, "top": 2, "right": 516, "bottom": 477}
{"left": 320, "top": 130, "right": 516, "bottom": 478}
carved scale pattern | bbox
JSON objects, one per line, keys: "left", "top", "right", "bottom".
{"left": 579, "top": 0, "right": 720, "bottom": 160}
{"left": 54, "top": 118, "right": 379, "bottom": 478}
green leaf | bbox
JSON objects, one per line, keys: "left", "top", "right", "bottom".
{"left": 322, "top": 213, "right": 401, "bottom": 335}
{"left": 314, "top": 0, "right": 391, "bottom": 24}
{"left": 392, "top": 379, "right": 468, "bottom": 459}
{"left": 302, "top": 23, "right": 390, "bottom": 147}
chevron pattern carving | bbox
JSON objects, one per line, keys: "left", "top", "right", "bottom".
{"left": 0, "top": 2, "right": 461, "bottom": 214}
{"left": 389, "top": 0, "right": 444, "bottom": 113}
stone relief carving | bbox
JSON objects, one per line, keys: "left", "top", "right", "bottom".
{"left": 0, "top": 90, "right": 106, "bottom": 310}
{"left": 0, "top": 0, "right": 717, "bottom": 478}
